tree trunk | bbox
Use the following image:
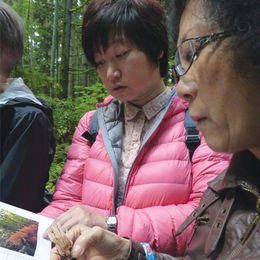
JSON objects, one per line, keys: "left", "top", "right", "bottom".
{"left": 61, "top": 0, "right": 72, "bottom": 98}
{"left": 50, "top": 0, "right": 58, "bottom": 79}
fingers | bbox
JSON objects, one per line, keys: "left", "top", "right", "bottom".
{"left": 70, "top": 224, "right": 92, "bottom": 258}
{"left": 52, "top": 210, "right": 75, "bottom": 229}
{"left": 43, "top": 218, "right": 72, "bottom": 240}
{"left": 57, "top": 216, "right": 78, "bottom": 231}
{"left": 69, "top": 225, "right": 131, "bottom": 259}
{"left": 49, "top": 224, "right": 131, "bottom": 260}
{"left": 68, "top": 225, "right": 101, "bottom": 258}
{"left": 44, "top": 206, "right": 84, "bottom": 239}
{"left": 66, "top": 223, "right": 89, "bottom": 242}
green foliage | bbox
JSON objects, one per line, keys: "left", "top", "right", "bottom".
{"left": 0, "top": 209, "right": 32, "bottom": 234}
{"left": 46, "top": 97, "right": 80, "bottom": 143}
{"left": 40, "top": 82, "right": 108, "bottom": 190}
{"left": 0, "top": 209, "right": 38, "bottom": 252}
{"left": 45, "top": 142, "right": 70, "bottom": 192}
{"left": 12, "top": 66, "right": 53, "bottom": 96}
{"left": 74, "top": 82, "right": 108, "bottom": 106}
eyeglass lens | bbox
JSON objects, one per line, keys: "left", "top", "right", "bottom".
{"left": 174, "top": 40, "right": 197, "bottom": 76}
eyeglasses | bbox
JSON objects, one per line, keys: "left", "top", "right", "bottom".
{"left": 172, "top": 31, "right": 234, "bottom": 82}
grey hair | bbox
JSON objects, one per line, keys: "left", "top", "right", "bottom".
{"left": 0, "top": 1, "right": 24, "bottom": 75}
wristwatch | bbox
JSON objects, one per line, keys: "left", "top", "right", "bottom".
{"left": 106, "top": 215, "right": 117, "bottom": 233}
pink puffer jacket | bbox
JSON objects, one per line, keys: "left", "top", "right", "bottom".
{"left": 41, "top": 92, "right": 231, "bottom": 256}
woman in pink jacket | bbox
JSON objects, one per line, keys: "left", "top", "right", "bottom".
{"left": 42, "top": 0, "right": 230, "bottom": 256}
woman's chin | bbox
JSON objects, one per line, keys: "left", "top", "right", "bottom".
{"left": 204, "top": 136, "right": 229, "bottom": 154}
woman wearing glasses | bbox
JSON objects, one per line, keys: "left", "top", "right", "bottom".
{"left": 50, "top": 0, "right": 260, "bottom": 259}
{"left": 47, "top": 0, "right": 234, "bottom": 259}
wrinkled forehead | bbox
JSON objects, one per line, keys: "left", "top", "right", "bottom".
{"left": 178, "top": 0, "right": 211, "bottom": 43}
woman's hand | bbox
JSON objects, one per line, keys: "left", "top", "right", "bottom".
{"left": 50, "top": 225, "right": 131, "bottom": 260}
{"left": 44, "top": 205, "right": 107, "bottom": 239}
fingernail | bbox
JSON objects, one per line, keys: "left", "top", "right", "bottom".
{"left": 72, "top": 245, "right": 83, "bottom": 257}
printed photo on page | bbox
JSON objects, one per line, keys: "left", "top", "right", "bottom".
{"left": 0, "top": 202, "right": 53, "bottom": 260}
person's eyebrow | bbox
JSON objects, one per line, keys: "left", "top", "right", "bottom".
{"left": 178, "top": 28, "right": 194, "bottom": 45}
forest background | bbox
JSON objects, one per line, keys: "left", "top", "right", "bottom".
{"left": 4, "top": 0, "right": 174, "bottom": 191}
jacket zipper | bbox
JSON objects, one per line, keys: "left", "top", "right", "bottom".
{"left": 222, "top": 184, "right": 260, "bottom": 260}
{"left": 121, "top": 95, "right": 175, "bottom": 205}
{"left": 121, "top": 131, "right": 157, "bottom": 205}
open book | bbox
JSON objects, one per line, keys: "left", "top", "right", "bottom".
{"left": 0, "top": 202, "right": 53, "bottom": 260}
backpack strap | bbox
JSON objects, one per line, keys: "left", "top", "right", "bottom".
{"left": 89, "top": 110, "right": 99, "bottom": 136}
{"left": 82, "top": 111, "right": 99, "bottom": 146}
{"left": 185, "top": 109, "right": 201, "bottom": 160}
{"left": 82, "top": 108, "right": 201, "bottom": 160}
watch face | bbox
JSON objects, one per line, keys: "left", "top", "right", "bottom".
{"left": 107, "top": 216, "right": 117, "bottom": 225}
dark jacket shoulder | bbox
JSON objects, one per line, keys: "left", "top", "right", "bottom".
{"left": 0, "top": 97, "right": 55, "bottom": 212}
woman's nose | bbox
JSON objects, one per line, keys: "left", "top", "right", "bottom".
{"left": 107, "top": 62, "right": 121, "bottom": 81}
{"left": 176, "top": 78, "right": 197, "bottom": 103}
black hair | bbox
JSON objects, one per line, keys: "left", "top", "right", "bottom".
{"left": 169, "top": 0, "right": 260, "bottom": 81}
{"left": 82, "top": 0, "right": 168, "bottom": 77}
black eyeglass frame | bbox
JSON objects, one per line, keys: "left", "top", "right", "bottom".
{"left": 172, "top": 31, "right": 234, "bottom": 82}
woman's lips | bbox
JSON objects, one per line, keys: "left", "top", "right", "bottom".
{"left": 190, "top": 116, "right": 207, "bottom": 131}
{"left": 190, "top": 116, "right": 205, "bottom": 123}
{"left": 191, "top": 116, "right": 206, "bottom": 124}
{"left": 113, "top": 85, "right": 127, "bottom": 91}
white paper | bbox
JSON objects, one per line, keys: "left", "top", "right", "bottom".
{"left": 0, "top": 202, "right": 53, "bottom": 260}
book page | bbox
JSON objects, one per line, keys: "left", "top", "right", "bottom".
{"left": 0, "top": 202, "right": 53, "bottom": 260}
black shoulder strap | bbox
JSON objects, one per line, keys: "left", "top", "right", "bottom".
{"left": 82, "top": 111, "right": 99, "bottom": 146}
{"left": 184, "top": 109, "right": 201, "bottom": 160}
{"left": 83, "top": 109, "right": 201, "bottom": 160}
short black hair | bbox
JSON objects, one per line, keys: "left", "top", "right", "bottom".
{"left": 169, "top": 0, "right": 260, "bottom": 81}
{"left": 82, "top": 0, "right": 168, "bottom": 77}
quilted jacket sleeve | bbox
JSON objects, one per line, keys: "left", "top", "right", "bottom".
{"left": 116, "top": 135, "right": 231, "bottom": 256}
{"left": 40, "top": 110, "right": 96, "bottom": 219}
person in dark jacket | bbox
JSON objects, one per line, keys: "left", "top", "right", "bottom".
{"left": 50, "top": 0, "right": 260, "bottom": 259}
{"left": 0, "top": 1, "right": 55, "bottom": 213}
